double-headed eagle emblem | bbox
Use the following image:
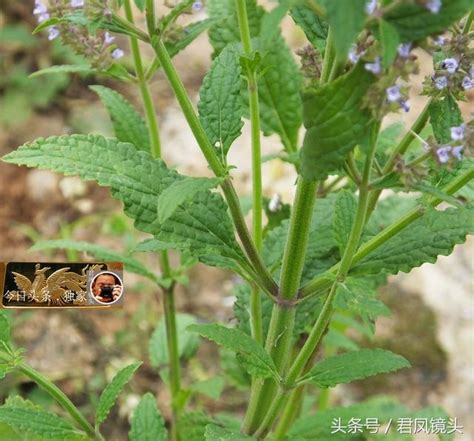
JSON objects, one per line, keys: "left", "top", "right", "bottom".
{"left": 10, "top": 263, "right": 103, "bottom": 305}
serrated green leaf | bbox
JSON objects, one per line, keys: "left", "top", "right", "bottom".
{"left": 198, "top": 44, "right": 243, "bottom": 155}
{"left": 0, "top": 312, "right": 10, "bottom": 345}
{"left": 300, "top": 65, "right": 374, "bottom": 180}
{"left": 149, "top": 313, "right": 199, "bottom": 368}
{"left": 30, "top": 240, "right": 158, "bottom": 282}
{"left": 188, "top": 324, "right": 278, "bottom": 380}
{"left": 166, "top": 19, "right": 213, "bottom": 58}
{"left": 134, "top": 238, "right": 173, "bottom": 253}
{"left": 205, "top": 424, "right": 255, "bottom": 440}
{"left": 90, "top": 86, "right": 151, "bottom": 152}
{"left": 323, "top": 329, "right": 359, "bottom": 352}
{"left": 260, "top": 0, "right": 290, "bottom": 48}
{"left": 3, "top": 135, "right": 245, "bottom": 271}
{"left": 158, "top": 177, "right": 223, "bottom": 223}
{"left": 207, "top": 0, "right": 264, "bottom": 56}
{"left": 129, "top": 393, "right": 167, "bottom": 441}
{"left": 30, "top": 65, "right": 94, "bottom": 78}
{"left": 428, "top": 96, "right": 463, "bottom": 144}
{"left": 383, "top": 0, "right": 472, "bottom": 42}
{"left": 289, "top": 5, "right": 328, "bottom": 53}
{"left": 179, "top": 412, "right": 216, "bottom": 441}
{"left": 333, "top": 190, "right": 357, "bottom": 255}
{"left": 354, "top": 206, "right": 474, "bottom": 275}
{"left": 255, "top": 35, "right": 303, "bottom": 152}
{"left": 320, "top": 0, "right": 367, "bottom": 60}
{"left": 0, "top": 407, "right": 86, "bottom": 440}
{"left": 96, "top": 361, "right": 142, "bottom": 426}
{"left": 303, "top": 349, "right": 410, "bottom": 387}
{"left": 378, "top": 20, "right": 400, "bottom": 68}
{"left": 190, "top": 377, "right": 225, "bottom": 400}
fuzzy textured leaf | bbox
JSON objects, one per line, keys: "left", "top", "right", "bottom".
{"left": 256, "top": 35, "right": 303, "bottom": 151}
{"left": 378, "top": 20, "right": 400, "bottom": 68}
{"left": 0, "top": 407, "right": 86, "bottom": 440}
{"left": 354, "top": 206, "right": 474, "bottom": 275}
{"left": 188, "top": 324, "right": 278, "bottom": 380}
{"left": 2, "top": 135, "right": 245, "bottom": 271}
{"left": 289, "top": 5, "right": 328, "bottom": 52}
{"left": 300, "top": 65, "right": 374, "bottom": 180}
{"left": 90, "top": 86, "right": 151, "bottom": 152}
{"left": 198, "top": 44, "right": 243, "bottom": 155}
{"left": 383, "top": 0, "right": 472, "bottom": 42}
{"left": 333, "top": 190, "right": 357, "bottom": 255}
{"left": 305, "top": 349, "right": 410, "bottom": 387}
{"left": 96, "top": 361, "right": 142, "bottom": 426}
{"left": 129, "top": 393, "right": 167, "bottom": 441}
{"left": 30, "top": 240, "right": 158, "bottom": 282}
{"left": 429, "top": 96, "right": 463, "bottom": 144}
{"left": 320, "top": 0, "right": 367, "bottom": 60}
{"left": 158, "top": 177, "right": 223, "bottom": 223}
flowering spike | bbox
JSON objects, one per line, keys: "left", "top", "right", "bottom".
{"left": 452, "top": 146, "right": 464, "bottom": 160}
{"left": 441, "top": 58, "right": 458, "bottom": 74}
{"left": 386, "top": 85, "right": 401, "bottom": 102}
{"left": 436, "top": 146, "right": 451, "bottom": 163}
{"left": 434, "top": 76, "right": 448, "bottom": 90}
{"left": 450, "top": 124, "right": 465, "bottom": 141}
{"left": 48, "top": 27, "right": 60, "bottom": 41}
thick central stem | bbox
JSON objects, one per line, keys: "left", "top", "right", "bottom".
{"left": 235, "top": 0, "right": 264, "bottom": 344}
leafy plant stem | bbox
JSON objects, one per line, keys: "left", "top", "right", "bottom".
{"left": 272, "top": 384, "right": 304, "bottom": 440}
{"left": 0, "top": 351, "right": 100, "bottom": 440}
{"left": 152, "top": 37, "right": 278, "bottom": 297}
{"left": 145, "top": 0, "right": 156, "bottom": 36}
{"left": 300, "top": 165, "right": 474, "bottom": 299}
{"left": 236, "top": 0, "right": 264, "bottom": 344}
{"left": 254, "top": 124, "right": 379, "bottom": 439}
{"left": 123, "top": 0, "right": 161, "bottom": 158}
{"left": 244, "top": 29, "right": 338, "bottom": 434}
{"left": 367, "top": 100, "right": 430, "bottom": 215}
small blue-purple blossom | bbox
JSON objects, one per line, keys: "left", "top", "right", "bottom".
{"left": 37, "top": 12, "right": 50, "bottom": 23}
{"left": 433, "top": 35, "right": 446, "bottom": 46}
{"left": 104, "top": 32, "right": 115, "bottom": 45}
{"left": 33, "top": 0, "right": 47, "bottom": 15}
{"left": 399, "top": 100, "right": 410, "bottom": 113}
{"left": 386, "top": 85, "right": 401, "bottom": 102}
{"left": 442, "top": 58, "right": 458, "bottom": 74}
{"left": 434, "top": 76, "right": 448, "bottom": 90}
{"left": 450, "top": 124, "right": 465, "bottom": 141}
{"left": 436, "top": 146, "right": 451, "bottom": 163}
{"left": 71, "top": 0, "right": 84, "bottom": 7}
{"left": 364, "top": 57, "right": 381, "bottom": 74}
{"left": 111, "top": 48, "right": 124, "bottom": 59}
{"left": 462, "top": 76, "right": 473, "bottom": 90}
{"left": 48, "top": 27, "right": 60, "bottom": 40}
{"left": 425, "top": 0, "right": 442, "bottom": 13}
{"left": 348, "top": 45, "right": 360, "bottom": 64}
{"left": 365, "top": 0, "right": 377, "bottom": 14}
{"left": 192, "top": 1, "right": 203, "bottom": 12}
{"left": 397, "top": 43, "right": 412, "bottom": 58}
{"left": 452, "top": 146, "right": 464, "bottom": 160}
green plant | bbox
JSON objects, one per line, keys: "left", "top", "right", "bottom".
{"left": 1, "top": 0, "right": 473, "bottom": 440}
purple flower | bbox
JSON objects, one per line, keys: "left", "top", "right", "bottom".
{"left": 111, "top": 48, "right": 124, "bottom": 59}
{"left": 71, "top": 0, "right": 84, "bottom": 7}
{"left": 442, "top": 58, "right": 458, "bottom": 74}
{"left": 37, "top": 12, "right": 50, "bottom": 23}
{"left": 364, "top": 57, "right": 381, "bottom": 75}
{"left": 386, "top": 85, "right": 401, "bottom": 102}
{"left": 104, "top": 32, "right": 115, "bottom": 45}
{"left": 397, "top": 43, "right": 412, "bottom": 58}
{"left": 192, "top": 1, "right": 203, "bottom": 12}
{"left": 436, "top": 146, "right": 451, "bottom": 163}
{"left": 348, "top": 45, "right": 360, "bottom": 64}
{"left": 425, "top": 0, "right": 442, "bottom": 13}
{"left": 399, "top": 100, "right": 410, "bottom": 113}
{"left": 365, "top": 0, "right": 377, "bottom": 14}
{"left": 434, "top": 76, "right": 448, "bottom": 90}
{"left": 462, "top": 76, "right": 473, "bottom": 90}
{"left": 33, "top": 0, "right": 48, "bottom": 15}
{"left": 48, "top": 27, "right": 60, "bottom": 40}
{"left": 450, "top": 124, "right": 465, "bottom": 141}
{"left": 434, "top": 35, "right": 446, "bottom": 46}
{"left": 452, "top": 146, "right": 464, "bottom": 160}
